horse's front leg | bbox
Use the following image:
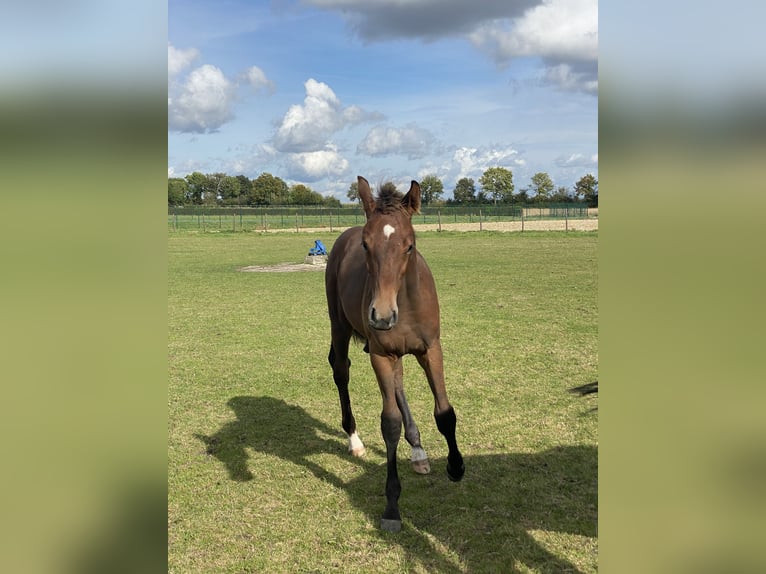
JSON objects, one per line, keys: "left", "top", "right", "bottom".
{"left": 370, "top": 353, "right": 403, "bottom": 532}
{"left": 416, "top": 341, "right": 465, "bottom": 482}
{"left": 392, "top": 359, "right": 430, "bottom": 474}
{"left": 328, "top": 336, "right": 365, "bottom": 457}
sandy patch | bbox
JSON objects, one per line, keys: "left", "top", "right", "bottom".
{"left": 239, "top": 262, "right": 327, "bottom": 273}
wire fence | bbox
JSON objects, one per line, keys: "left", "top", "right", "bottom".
{"left": 168, "top": 204, "right": 597, "bottom": 232}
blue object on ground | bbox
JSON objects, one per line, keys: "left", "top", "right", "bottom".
{"left": 308, "top": 239, "right": 327, "bottom": 256}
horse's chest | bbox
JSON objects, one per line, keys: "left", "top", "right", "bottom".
{"left": 368, "top": 326, "right": 430, "bottom": 356}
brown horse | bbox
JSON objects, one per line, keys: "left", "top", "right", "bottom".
{"left": 325, "top": 176, "right": 465, "bottom": 532}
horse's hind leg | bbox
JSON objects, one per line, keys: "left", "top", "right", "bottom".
{"left": 416, "top": 341, "right": 465, "bottom": 482}
{"left": 392, "top": 360, "right": 430, "bottom": 474}
{"left": 328, "top": 328, "right": 365, "bottom": 457}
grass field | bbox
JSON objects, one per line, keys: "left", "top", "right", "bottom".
{"left": 168, "top": 229, "right": 598, "bottom": 573}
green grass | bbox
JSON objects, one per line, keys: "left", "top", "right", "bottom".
{"left": 169, "top": 230, "right": 597, "bottom": 573}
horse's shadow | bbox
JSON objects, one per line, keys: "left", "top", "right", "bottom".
{"left": 197, "top": 396, "right": 597, "bottom": 573}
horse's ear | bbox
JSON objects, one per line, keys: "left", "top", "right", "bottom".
{"left": 402, "top": 180, "right": 421, "bottom": 215}
{"left": 358, "top": 176, "right": 375, "bottom": 218}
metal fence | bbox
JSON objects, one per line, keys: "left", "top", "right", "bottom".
{"left": 168, "top": 204, "right": 594, "bottom": 232}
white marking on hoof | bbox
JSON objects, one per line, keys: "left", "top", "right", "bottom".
{"left": 348, "top": 432, "right": 366, "bottom": 457}
{"left": 383, "top": 224, "right": 396, "bottom": 239}
{"left": 411, "top": 446, "right": 430, "bottom": 474}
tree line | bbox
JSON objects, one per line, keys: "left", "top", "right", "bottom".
{"left": 168, "top": 172, "right": 342, "bottom": 207}
{"left": 168, "top": 167, "right": 597, "bottom": 207}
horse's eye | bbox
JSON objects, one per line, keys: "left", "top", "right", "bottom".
{"left": 406, "top": 244, "right": 414, "bottom": 254}
{"left": 361, "top": 241, "right": 369, "bottom": 252}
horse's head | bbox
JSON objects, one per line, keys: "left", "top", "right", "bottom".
{"left": 357, "top": 176, "right": 421, "bottom": 331}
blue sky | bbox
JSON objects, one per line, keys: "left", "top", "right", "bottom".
{"left": 168, "top": 0, "right": 598, "bottom": 200}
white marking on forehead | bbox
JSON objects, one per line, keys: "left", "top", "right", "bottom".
{"left": 383, "top": 224, "right": 396, "bottom": 239}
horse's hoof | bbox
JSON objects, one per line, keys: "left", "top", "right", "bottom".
{"left": 348, "top": 433, "right": 365, "bottom": 457}
{"left": 349, "top": 446, "right": 366, "bottom": 457}
{"left": 447, "top": 462, "right": 465, "bottom": 482}
{"left": 411, "top": 458, "right": 431, "bottom": 474}
{"left": 380, "top": 518, "right": 402, "bottom": 533}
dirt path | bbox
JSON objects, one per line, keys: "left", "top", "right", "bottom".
{"left": 259, "top": 219, "right": 598, "bottom": 234}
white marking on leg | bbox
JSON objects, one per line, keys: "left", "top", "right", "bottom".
{"left": 348, "top": 432, "right": 366, "bottom": 457}
{"left": 411, "top": 446, "right": 430, "bottom": 474}
{"left": 411, "top": 446, "right": 428, "bottom": 462}
{"left": 383, "top": 224, "right": 396, "bottom": 239}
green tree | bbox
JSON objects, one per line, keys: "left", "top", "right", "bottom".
{"left": 185, "top": 171, "right": 209, "bottom": 205}
{"left": 207, "top": 173, "right": 241, "bottom": 205}
{"left": 290, "top": 184, "right": 324, "bottom": 205}
{"left": 168, "top": 178, "right": 188, "bottom": 206}
{"left": 550, "top": 186, "right": 572, "bottom": 203}
{"left": 452, "top": 177, "right": 476, "bottom": 204}
{"left": 479, "top": 167, "right": 514, "bottom": 204}
{"left": 515, "top": 188, "right": 530, "bottom": 204}
{"left": 346, "top": 181, "right": 359, "bottom": 203}
{"left": 575, "top": 174, "right": 598, "bottom": 207}
{"left": 251, "top": 172, "right": 288, "bottom": 205}
{"left": 530, "top": 172, "right": 554, "bottom": 203}
{"left": 234, "top": 175, "right": 251, "bottom": 205}
{"left": 419, "top": 174, "right": 443, "bottom": 205}
{"left": 323, "top": 196, "right": 342, "bottom": 208}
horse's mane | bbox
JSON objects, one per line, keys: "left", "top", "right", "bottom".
{"left": 375, "top": 186, "right": 406, "bottom": 215}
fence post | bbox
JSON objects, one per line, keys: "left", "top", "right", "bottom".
{"left": 330, "top": 211, "right": 333, "bottom": 233}
{"left": 295, "top": 211, "right": 299, "bottom": 232}
{"left": 565, "top": 207, "right": 568, "bottom": 232}
{"left": 438, "top": 209, "right": 442, "bottom": 232}
{"left": 479, "top": 209, "right": 483, "bottom": 231}
{"left": 521, "top": 209, "right": 525, "bottom": 232}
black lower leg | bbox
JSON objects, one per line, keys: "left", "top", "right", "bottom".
{"left": 380, "top": 413, "right": 402, "bottom": 526}
{"left": 329, "top": 347, "right": 356, "bottom": 436}
{"left": 395, "top": 389, "right": 422, "bottom": 449}
{"left": 434, "top": 407, "right": 465, "bottom": 481}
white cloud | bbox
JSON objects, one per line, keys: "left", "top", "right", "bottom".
{"left": 168, "top": 42, "right": 275, "bottom": 133}
{"left": 413, "top": 145, "right": 526, "bottom": 192}
{"left": 273, "top": 78, "right": 383, "bottom": 152}
{"left": 305, "top": 0, "right": 597, "bottom": 94}
{"left": 168, "top": 64, "right": 236, "bottom": 133}
{"left": 554, "top": 152, "right": 598, "bottom": 168}
{"left": 357, "top": 124, "right": 436, "bottom": 159}
{"left": 452, "top": 145, "right": 525, "bottom": 180}
{"left": 469, "top": 0, "right": 597, "bottom": 93}
{"left": 542, "top": 63, "right": 598, "bottom": 94}
{"left": 168, "top": 43, "right": 199, "bottom": 77}
{"left": 286, "top": 144, "right": 350, "bottom": 181}
{"left": 470, "top": 0, "right": 597, "bottom": 63}
{"left": 239, "top": 66, "right": 275, "bottom": 94}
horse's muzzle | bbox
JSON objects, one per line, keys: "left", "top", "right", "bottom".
{"left": 368, "top": 305, "right": 398, "bottom": 330}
